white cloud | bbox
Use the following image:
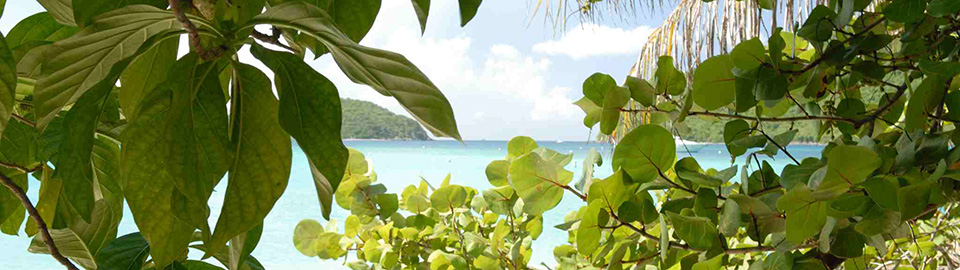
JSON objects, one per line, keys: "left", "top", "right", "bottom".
{"left": 532, "top": 23, "right": 655, "bottom": 59}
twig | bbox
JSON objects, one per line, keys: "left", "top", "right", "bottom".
{"left": 251, "top": 29, "right": 295, "bottom": 52}
{"left": 169, "top": 0, "right": 225, "bottom": 60}
{"left": 0, "top": 171, "right": 78, "bottom": 270}
{"left": 620, "top": 108, "right": 852, "bottom": 123}
{"left": 758, "top": 129, "right": 800, "bottom": 165}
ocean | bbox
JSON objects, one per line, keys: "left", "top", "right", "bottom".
{"left": 0, "top": 140, "right": 824, "bottom": 269}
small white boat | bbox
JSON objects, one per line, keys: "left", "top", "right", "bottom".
{"left": 675, "top": 137, "right": 707, "bottom": 152}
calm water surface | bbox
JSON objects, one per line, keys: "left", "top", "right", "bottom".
{"left": 0, "top": 140, "right": 823, "bottom": 269}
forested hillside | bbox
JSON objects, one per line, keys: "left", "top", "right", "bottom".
{"left": 341, "top": 99, "right": 430, "bottom": 140}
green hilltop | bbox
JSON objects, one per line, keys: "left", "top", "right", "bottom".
{"left": 341, "top": 98, "right": 430, "bottom": 140}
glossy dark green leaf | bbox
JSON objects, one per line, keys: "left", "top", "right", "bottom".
{"left": 612, "top": 125, "right": 675, "bottom": 182}
{"left": 798, "top": 6, "right": 836, "bottom": 42}
{"left": 410, "top": 0, "right": 430, "bottom": 33}
{"left": 0, "top": 32, "right": 15, "bottom": 143}
{"left": 884, "top": 0, "right": 926, "bottom": 23}
{"left": 299, "top": 0, "right": 382, "bottom": 57}
{"left": 830, "top": 227, "right": 865, "bottom": 258}
{"left": 209, "top": 63, "right": 292, "bottom": 256}
{"left": 929, "top": 0, "right": 960, "bottom": 17}
{"left": 723, "top": 120, "right": 750, "bottom": 157}
{"left": 457, "top": 0, "right": 482, "bottom": 26}
{"left": 694, "top": 188, "right": 719, "bottom": 224}
{"left": 251, "top": 45, "right": 348, "bottom": 220}
{"left": 249, "top": 2, "right": 460, "bottom": 140}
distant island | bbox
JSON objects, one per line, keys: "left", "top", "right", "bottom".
{"left": 341, "top": 99, "right": 430, "bottom": 140}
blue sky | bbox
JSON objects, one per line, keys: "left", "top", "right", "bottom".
{"left": 2, "top": 0, "right": 669, "bottom": 141}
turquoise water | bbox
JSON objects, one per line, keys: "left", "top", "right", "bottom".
{"left": 0, "top": 141, "right": 823, "bottom": 269}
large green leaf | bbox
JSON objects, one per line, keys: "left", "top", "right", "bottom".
{"left": 6, "top": 12, "right": 77, "bottom": 49}
{"left": 37, "top": 0, "right": 76, "bottom": 26}
{"left": 72, "top": 0, "right": 167, "bottom": 27}
{"left": 247, "top": 2, "right": 460, "bottom": 140}
{"left": 298, "top": 0, "right": 382, "bottom": 57}
{"left": 251, "top": 45, "right": 347, "bottom": 220}
{"left": 0, "top": 33, "right": 15, "bottom": 142}
{"left": 812, "top": 145, "right": 880, "bottom": 200}
{"left": 693, "top": 55, "right": 736, "bottom": 110}
{"left": 508, "top": 152, "right": 573, "bottom": 215}
{"left": 28, "top": 228, "right": 97, "bottom": 269}
{"left": 582, "top": 73, "right": 616, "bottom": 105}
{"left": 731, "top": 38, "right": 767, "bottom": 70}
{"left": 612, "top": 125, "right": 675, "bottom": 182}
{"left": 209, "top": 63, "right": 292, "bottom": 256}
{"left": 120, "top": 56, "right": 228, "bottom": 268}
{"left": 667, "top": 211, "right": 718, "bottom": 250}
{"left": 119, "top": 37, "right": 178, "bottom": 119}
{"left": 777, "top": 185, "right": 828, "bottom": 243}
{"left": 53, "top": 54, "right": 131, "bottom": 222}
{"left": 96, "top": 232, "right": 150, "bottom": 270}
{"left": 33, "top": 5, "right": 196, "bottom": 130}
{"left": 124, "top": 53, "right": 232, "bottom": 239}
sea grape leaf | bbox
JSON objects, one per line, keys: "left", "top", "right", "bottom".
{"left": 777, "top": 185, "right": 828, "bottom": 243}
{"left": 812, "top": 146, "right": 880, "bottom": 200}
{"left": 693, "top": 55, "right": 736, "bottom": 110}
{"left": 508, "top": 152, "right": 573, "bottom": 216}
{"left": 612, "top": 125, "right": 675, "bottom": 182}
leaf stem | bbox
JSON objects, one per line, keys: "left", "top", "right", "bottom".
{"left": 0, "top": 171, "right": 78, "bottom": 270}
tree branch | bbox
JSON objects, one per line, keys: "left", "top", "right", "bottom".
{"left": 169, "top": 0, "right": 225, "bottom": 60}
{"left": 621, "top": 108, "right": 853, "bottom": 123}
{"left": 0, "top": 171, "right": 78, "bottom": 270}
